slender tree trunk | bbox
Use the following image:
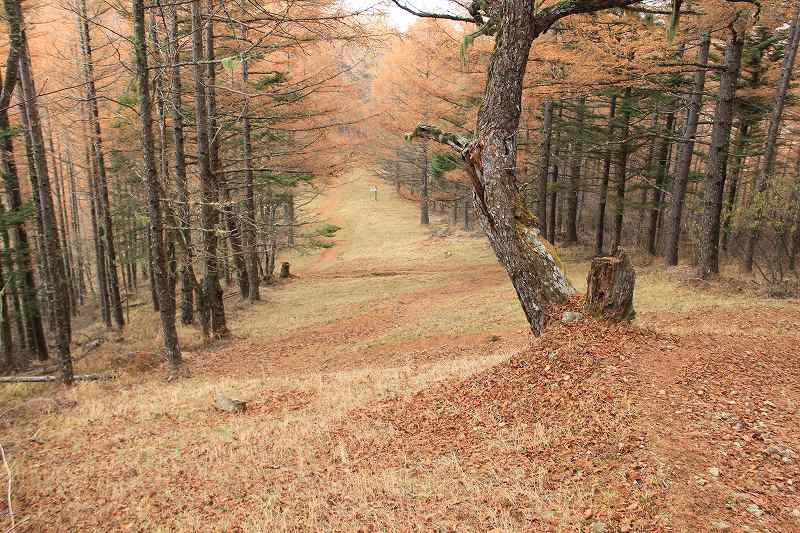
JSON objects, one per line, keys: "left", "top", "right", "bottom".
{"left": 133, "top": 0, "right": 181, "bottom": 370}
{"left": 166, "top": 5, "right": 197, "bottom": 324}
{"left": 721, "top": 120, "right": 749, "bottom": 253}
{"left": 647, "top": 110, "right": 675, "bottom": 255}
{"left": 594, "top": 95, "right": 617, "bottom": 257}
{"left": 565, "top": 98, "right": 584, "bottom": 243}
{"left": 0, "top": 248, "right": 12, "bottom": 367}
{"left": 0, "top": 205, "right": 25, "bottom": 352}
{"left": 77, "top": 0, "right": 123, "bottom": 328}
{"left": 192, "top": 0, "right": 226, "bottom": 337}
{"left": 611, "top": 87, "right": 632, "bottom": 252}
{"left": 14, "top": 13, "right": 72, "bottom": 383}
{"left": 419, "top": 142, "right": 430, "bottom": 225}
{"left": 743, "top": 6, "right": 800, "bottom": 272}
{"left": 87, "top": 144, "right": 111, "bottom": 327}
{"left": 665, "top": 32, "right": 709, "bottom": 266}
{"left": 699, "top": 29, "right": 744, "bottom": 278}
{"left": 66, "top": 153, "right": 86, "bottom": 304}
{"left": 537, "top": 99, "right": 553, "bottom": 236}
{"left": 241, "top": 57, "right": 260, "bottom": 302}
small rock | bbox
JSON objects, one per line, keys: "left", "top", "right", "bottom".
{"left": 791, "top": 509, "right": 800, "bottom": 519}
{"left": 540, "top": 509, "right": 556, "bottom": 521}
{"left": 696, "top": 476, "right": 707, "bottom": 486}
{"left": 746, "top": 503, "right": 763, "bottom": 517}
{"left": 214, "top": 392, "right": 247, "bottom": 413}
{"left": 561, "top": 311, "right": 584, "bottom": 323}
{"left": 583, "top": 508, "right": 593, "bottom": 519}
{"left": 589, "top": 521, "right": 607, "bottom": 533}
{"left": 708, "top": 467, "right": 721, "bottom": 478}
{"left": 711, "top": 521, "right": 732, "bottom": 531}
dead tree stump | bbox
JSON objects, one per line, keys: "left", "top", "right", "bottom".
{"left": 279, "top": 262, "right": 291, "bottom": 279}
{"left": 585, "top": 248, "right": 636, "bottom": 321}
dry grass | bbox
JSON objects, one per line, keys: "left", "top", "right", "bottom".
{"left": 1, "top": 170, "right": 798, "bottom": 531}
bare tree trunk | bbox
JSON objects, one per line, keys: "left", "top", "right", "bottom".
{"left": 565, "top": 98, "right": 584, "bottom": 244}
{"left": 721, "top": 120, "right": 749, "bottom": 253}
{"left": 166, "top": 4, "right": 197, "bottom": 324}
{"left": 77, "top": 0, "right": 123, "bottom": 328}
{"left": 0, "top": 60, "right": 47, "bottom": 361}
{"left": 87, "top": 144, "right": 111, "bottom": 327}
{"left": 537, "top": 99, "right": 553, "bottom": 236}
{"left": 419, "top": 142, "right": 430, "bottom": 225}
{"left": 647, "top": 109, "right": 675, "bottom": 255}
{"left": 611, "top": 87, "right": 632, "bottom": 252}
{"left": 743, "top": 6, "right": 800, "bottom": 272}
{"left": 133, "top": 0, "right": 181, "bottom": 371}
{"left": 699, "top": 29, "right": 744, "bottom": 278}
{"left": 240, "top": 57, "right": 260, "bottom": 302}
{"left": 594, "top": 94, "right": 616, "bottom": 256}
{"left": 14, "top": 10, "right": 73, "bottom": 383}
{"left": 192, "top": 0, "right": 226, "bottom": 337}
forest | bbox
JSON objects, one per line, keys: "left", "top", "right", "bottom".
{"left": 1, "top": 0, "right": 799, "bottom": 530}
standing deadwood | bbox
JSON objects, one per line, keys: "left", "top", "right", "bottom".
{"left": 279, "top": 262, "right": 290, "bottom": 279}
{"left": 699, "top": 29, "right": 744, "bottom": 279}
{"left": 192, "top": 0, "right": 226, "bottom": 337}
{"left": 132, "top": 0, "right": 181, "bottom": 371}
{"left": 595, "top": 94, "right": 617, "bottom": 256}
{"left": 647, "top": 109, "right": 675, "bottom": 255}
{"left": 77, "top": 0, "right": 124, "bottom": 328}
{"left": 611, "top": 87, "right": 632, "bottom": 253}
{"left": 743, "top": 5, "right": 800, "bottom": 272}
{"left": 13, "top": 5, "right": 73, "bottom": 383}
{"left": 240, "top": 56, "right": 260, "bottom": 302}
{"left": 585, "top": 247, "right": 636, "bottom": 321}
{"left": 537, "top": 99, "right": 553, "bottom": 236}
{"left": 166, "top": 4, "right": 197, "bottom": 324}
{"left": 565, "top": 97, "right": 585, "bottom": 244}
{"left": 665, "top": 32, "right": 710, "bottom": 266}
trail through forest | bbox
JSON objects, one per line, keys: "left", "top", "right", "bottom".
{"left": 3, "top": 170, "right": 800, "bottom": 532}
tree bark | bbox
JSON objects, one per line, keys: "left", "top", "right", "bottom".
{"left": 419, "top": 141, "right": 430, "bottom": 225}
{"left": 585, "top": 247, "right": 635, "bottom": 321}
{"left": 699, "top": 29, "right": 744, "bottom": 278}
{"left": 721, "top": 120, "right": 749, "bottom": 253}
{"left": 133, "top": 0, "right": 181, "bottom": 371}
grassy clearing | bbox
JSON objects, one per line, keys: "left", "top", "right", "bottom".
{"left": 2, "top": 170, "right": 798, "bottom": 531}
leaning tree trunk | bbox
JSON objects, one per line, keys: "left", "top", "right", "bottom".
{"left": 699, "top": 29, "right": 744, "bottom": 279}
{"left": 585, "top": 247, "right": 636, "bottom": 321}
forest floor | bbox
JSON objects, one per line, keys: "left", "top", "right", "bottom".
{"left": 2, "top": 169, "right": 800, "bottom": 532}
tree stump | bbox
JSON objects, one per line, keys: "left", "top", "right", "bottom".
{"left": 585, "top": 248, "right": 636, "bottom": 321}
{"left": 279, "top": 262, "right": 291, "bottom": 279}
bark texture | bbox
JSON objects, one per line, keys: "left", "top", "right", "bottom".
{"left": 585, "top": 248, "right": 635, "bottom": 321}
